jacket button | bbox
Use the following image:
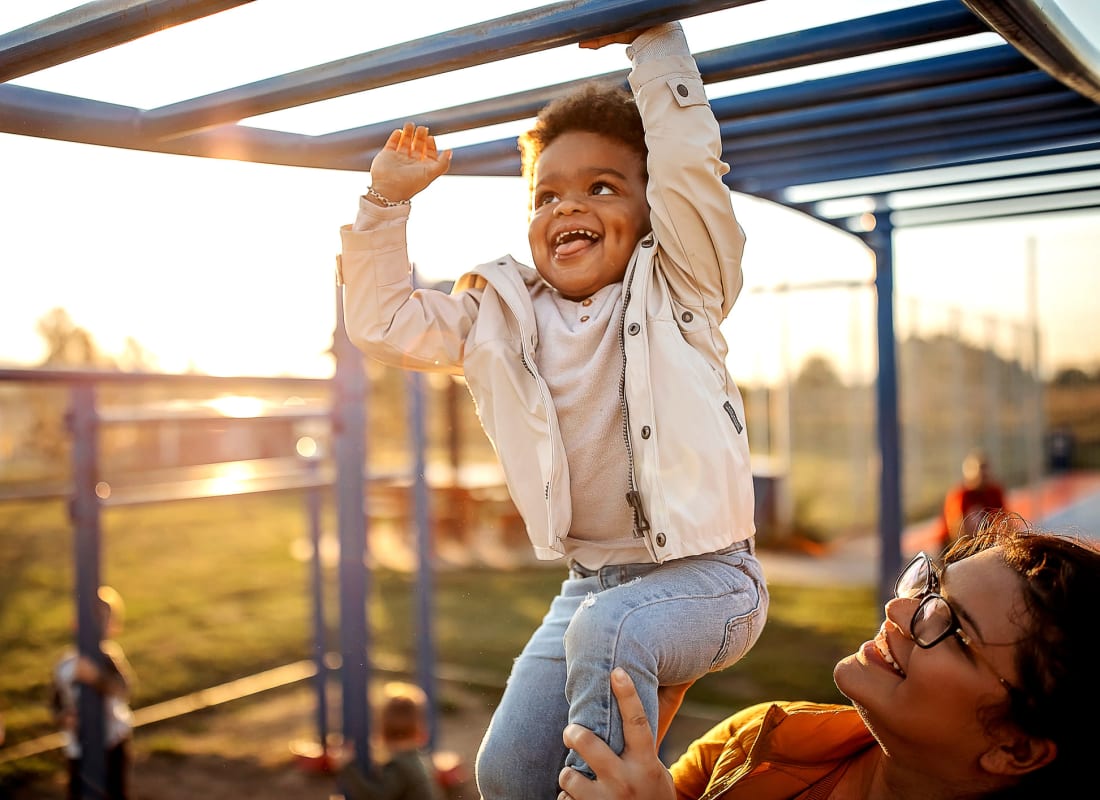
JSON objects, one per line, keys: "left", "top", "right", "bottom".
{"left": 655, "top": 532, "right": 667, "bottom": 547}
{"left": 641, "top": 425, "right": 651, "bottom": 439}
{"left": 627, "top": 322, "right": 640, "bottom": 335}
{"left": 681, "top": 311, "right": 693, "bottom": 323}
{"left": 676, "top": 84, "right": 689, "bottom": 97}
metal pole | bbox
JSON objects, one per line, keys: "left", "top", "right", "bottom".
{"left": 332, "top": 266, "right": 371, "bottom": 774}
{"left": 866, "top": 211, "right": 903, "bottom": 608}
{"left": 68, "top": 382, "right": 106, "bottom": 800}
{"left": 406, "top": 370, "right": 439, "bottom": 749}
{"left": 1025, "top": 236, "right": 1045, "bottom": 517}
{"left": 304, "top": 457, "right": 329, "bottom": 752}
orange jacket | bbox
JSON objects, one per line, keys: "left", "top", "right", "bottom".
{"left": 669, "top": 701, "right": 875, "bottom": 800}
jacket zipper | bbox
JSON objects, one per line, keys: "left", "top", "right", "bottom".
{"left": 619, "top": 264, "right": 650, "bottom": 539}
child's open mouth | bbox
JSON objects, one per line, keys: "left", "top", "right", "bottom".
{"left": 553, "top": 228, "right": 600, "bottom": 258}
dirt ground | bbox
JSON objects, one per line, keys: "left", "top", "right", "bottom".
{"left": 8, "top": 681, "right": 498, "bottom": 800}
{"left": 8, "top": 676, "right": 719, "bottom": 800}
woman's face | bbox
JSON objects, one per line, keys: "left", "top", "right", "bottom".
{"left": 834, "top": 547, "right": 1028, "bottom": 765}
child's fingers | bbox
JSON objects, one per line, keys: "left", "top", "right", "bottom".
{"left": 397, "top": 122, "right": 416, "bottom": 154}
{"left": 382, "top": 128, "right": 403, "bottom": 151}
{"left": 413, "top": 125, "right": 430, "bottom": 157}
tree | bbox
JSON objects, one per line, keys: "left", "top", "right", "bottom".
{"left": 118, "top": 336, "right": 159, "bottom": 372}
{"left": 795, "top": 354, "right": 842, "bottom": 389}
{"left": 35, "top": 307, "right": 107, "bottom": 368}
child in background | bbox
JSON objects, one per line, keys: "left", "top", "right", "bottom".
{"left": 336, "top": 681, "right": 444, "bottom": 800}
{"left": 51, "top": 585, "right": 135, "bottom": 800}
{"left": 338, "top": 21, "right": 768, "bottom": 799}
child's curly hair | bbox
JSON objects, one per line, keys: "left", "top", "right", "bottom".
{"left": 518, "top": 81, "right": 647, "bottom": 211}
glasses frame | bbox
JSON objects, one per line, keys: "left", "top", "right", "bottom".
{"left": 894, "top": 552, "right": 1021, "bottom": 696}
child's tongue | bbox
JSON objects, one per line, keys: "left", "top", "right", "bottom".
{"left": 556, "top": 238, "right": 592, "bottom": 258}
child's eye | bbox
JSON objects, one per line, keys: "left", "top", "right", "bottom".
{"left": 535, "top": 192, "right": 559, "bottom": 207}
{"left": 591, "top": 182, "right": 615, "bottom": 196}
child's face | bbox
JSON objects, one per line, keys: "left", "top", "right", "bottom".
{"left": 528, "top": 130, "right": 650, "bottom": 301}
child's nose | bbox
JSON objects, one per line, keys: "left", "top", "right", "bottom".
{"left": 553, "top": 195, "right": 586, "bottom": 215}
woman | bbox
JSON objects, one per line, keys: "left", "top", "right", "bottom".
{"left": 558, "top": 520, "right": 1100, "bottom": 799}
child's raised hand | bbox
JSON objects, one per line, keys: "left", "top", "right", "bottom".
{"left": 368, "top": 122, "right": 452, "bottom": 204}
{"left": 578, "top": 30, "right": 649, "bottom": 50}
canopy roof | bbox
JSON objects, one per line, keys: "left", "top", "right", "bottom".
{"left": 2, "top": 0, "right": 1099, "bottom": 232}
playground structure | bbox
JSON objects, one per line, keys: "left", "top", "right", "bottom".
{"left": 2, "top": 1, "right": 1100, "bottom": 796}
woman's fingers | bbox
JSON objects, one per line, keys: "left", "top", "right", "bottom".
{"left": 611, "top": 668, "right": 657, "bottom": 753}
{"left": 656, "top": 680, "right": 694, "bottom": 747}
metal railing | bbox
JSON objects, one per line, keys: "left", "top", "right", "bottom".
{"left": 0, "top": 286, "right": 426, "bottom": 796}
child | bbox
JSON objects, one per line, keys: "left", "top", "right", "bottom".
{"left": 336, "top": 681, "right": 444, "bottom": 800}
{"left": 51, "top": 585, "right": 135, "bottom": 800}
{"left": 338, "top": 21, "right": 769, "bottom": 798}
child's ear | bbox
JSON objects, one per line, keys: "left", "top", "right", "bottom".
{"left": 979, "top": 732, "right": 1057, "bottom": 776}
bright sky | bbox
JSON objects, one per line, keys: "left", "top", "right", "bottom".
{"left": 1, "top": 0, "right": 1098, "bottom": 382}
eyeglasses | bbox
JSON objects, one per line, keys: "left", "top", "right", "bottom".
{"left": 894, "top": 552, "right": 1021, "bottom": 695}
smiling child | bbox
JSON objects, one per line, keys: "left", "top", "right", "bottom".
{"left": 338, "top": 22, "right": 768, "bottom": 799}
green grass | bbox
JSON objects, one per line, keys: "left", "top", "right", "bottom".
{"left": 0, "top": 493, "right": 877, "bottom": 771}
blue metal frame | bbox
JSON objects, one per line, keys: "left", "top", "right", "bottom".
{"left": 68, "top": 383, "right": 108, "bottom": 800}
{"left": 4, "top": 0, "right": 1100, "bottom": 778}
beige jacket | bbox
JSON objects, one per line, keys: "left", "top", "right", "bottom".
{"left": 339, "top": 46, "right": 753, "bottom": 562}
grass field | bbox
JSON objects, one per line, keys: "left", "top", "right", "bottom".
{"left": 0, "top": 492, "right": 877, "bottom": 786}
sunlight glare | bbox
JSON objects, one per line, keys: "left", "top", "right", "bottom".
{"left": 296, "top": 437, "right": 318, "bottom": 459}
{"left": 204, "top": 395, "right": 267, "bottom": 418}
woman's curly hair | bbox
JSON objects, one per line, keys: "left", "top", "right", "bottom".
{"left": 518, "top": 81, "right": 646, "bottom": 211}
{"left": 944, "top": 513, "right": 1100, "bottom": 797}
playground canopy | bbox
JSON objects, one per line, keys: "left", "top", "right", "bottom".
{"left": 2, "top": 0, "right": 1099, "bottom": 586}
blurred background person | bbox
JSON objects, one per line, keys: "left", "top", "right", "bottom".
{"left": 936, "top": 449, "right": 1008, "bottom": 552}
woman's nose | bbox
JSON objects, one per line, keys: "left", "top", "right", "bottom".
{"left": 884, "top": 596, "right": 914, "bottom": 637}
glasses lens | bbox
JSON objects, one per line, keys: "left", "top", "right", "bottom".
{"left": 895, "top": 554, "right": 932, "bottom": 599}
{"left": 911, "top": 596, "right": 954, "bottom": 648}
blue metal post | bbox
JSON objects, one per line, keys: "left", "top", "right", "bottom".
{"left": 67, "top": 382, "right": 106, "bottom": 800}
{"left": 865, "top": 211, "right": 903, "bottom": 608}
{"left": 304, "top": 457, "right": 329, "bottom": 751}
{"left": 406, "top": 370, "right": 438, "bottom": 749}
{"left": 332, "top": 271, "right": 371, "bottom": 773}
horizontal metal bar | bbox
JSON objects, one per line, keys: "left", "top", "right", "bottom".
{"left": 709, "top": 45, "right": 1032, "bottom": 121}
{"left": 0, "top": 366, "right": 329, "bottom": 387}
{"left": 101, "top": 468, "right": 334, "bottom": 507}
{"left": 140, "top": 0, "right": 759, "bottom": 140}
{"left": 717, "top": 71, "right": 1061, "bottom": 142}
{"left": 319, "top": 0, "right": 983, "bottom": 153}
{"left": 784, "top": 144, "right": 1100, "bottom": 203}
{"left": 0, "top": 83, "right": 373, "bottom": 170}
{"left": 890, "top": 188, "right": 1100, "bottom": 227}
{"left": 726, "top": 119, "right": 1100, "bottom": 194}
{"left": 97, "top": 404, "right": 331, "bottom": 425}
{"left": 725, "top": 101, "right": 1098, "bottom": 172}
{"left": 965, "top": 0, "right": 1100, "bottom": 103}
{"left": 0, "top": 0, "right": 253, "bottom": 82}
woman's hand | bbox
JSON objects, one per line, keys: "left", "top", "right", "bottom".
{"left": 656, "top": 680, "right": 694, "bottom": 748}
{"left": 557, "top": 668, "right": 677, "bottom": 800}
{"left": 367, "top": 122, "right": 452, "bottom": 204}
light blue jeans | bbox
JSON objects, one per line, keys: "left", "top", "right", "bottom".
{"left": 474, "top": 539, "right": 768, "bottom": 799}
